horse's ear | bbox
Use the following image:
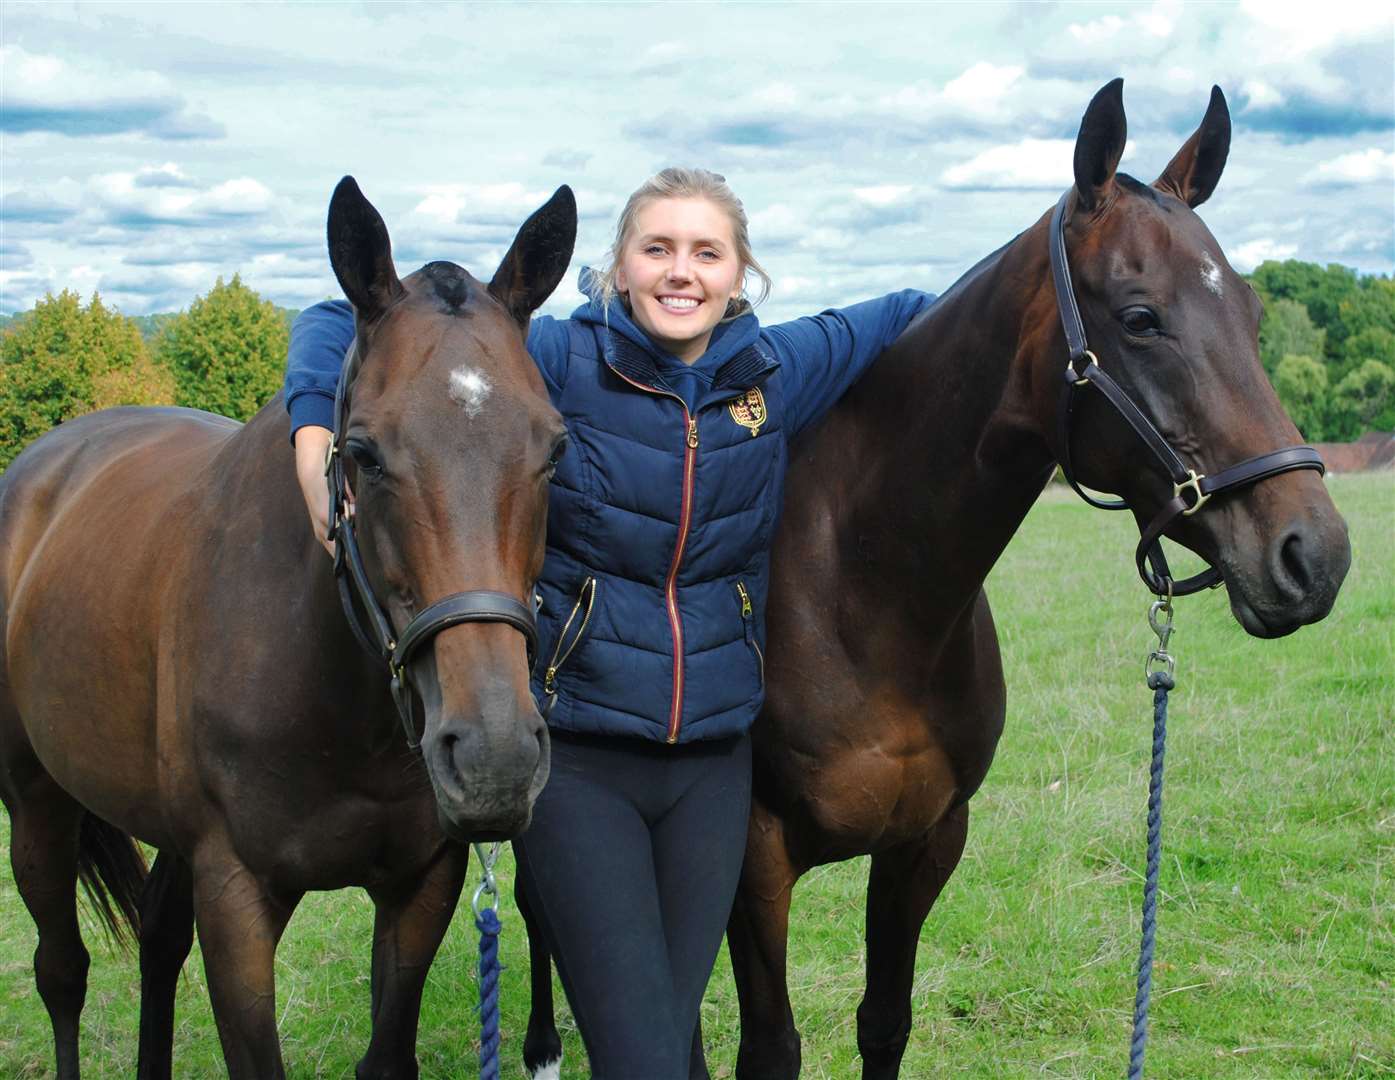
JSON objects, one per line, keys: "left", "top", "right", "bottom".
{"left": 1073, "top": 78, "right": 1127, "bottom": 213}
{"left": 1153, "top": 85, "right": 1231, "bottom": 209}
{"left": 328, "top": 176, "right": 404, "bottom": 321}
{"left": 489, "top": 185, "right": 577, "bottom": 330}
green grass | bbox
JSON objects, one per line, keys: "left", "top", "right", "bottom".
{"left": 3, "top": 474, "right": 1391, "bottom": 1077}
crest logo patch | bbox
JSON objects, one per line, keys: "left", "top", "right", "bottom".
{"left": 728, "top": 387, "right": 767, "bottom": 437}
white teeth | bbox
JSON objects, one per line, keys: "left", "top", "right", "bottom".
{"left": 660, "top": 297, "right": 699, "bottom": 309}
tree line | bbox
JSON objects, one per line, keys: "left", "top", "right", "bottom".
{"left": 1251, "top": 261, "right": 1394, "bottom": 441}
{"left": 2, "top": 259, "right": 1393, "bottom": 472}
{"left": 0, "top": 276, "right": 293, "bottom": 470}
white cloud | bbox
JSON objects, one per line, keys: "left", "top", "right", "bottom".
{"left": 88, "top": 170, "right": 274, "bottom": 223}
{"left": 409, "top": 182, "right": 554, "bottom": 226}
{"left": 1302, "top": 148, "right": 1395, "bottom": 187}
{"left": 853, "top": 185, "right": 912, "bottom": 208}
{"left": 942, "top": 63, "right": 1025, "bottom": 109}
{"left": 1229, "top": 238, "right": 1299, "bottom": 271}
{"left": 0, "top": 44, "right": 222, "bottom": 139}
{"left": 1241, "top": 80, "right": 1285, "bottom": 109}
{"left": 1068, "top": 15, "right": 1125, "bottom": 45}
{"left": 1238, "top": 0, "right": 1394, "bottom": 55}
{"left": 940, "top": 139, "right": 1075, "bottom": 190}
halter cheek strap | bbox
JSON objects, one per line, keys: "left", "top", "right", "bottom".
{"left": 1047, "top": 191, "right": 1326, "bottom": 597}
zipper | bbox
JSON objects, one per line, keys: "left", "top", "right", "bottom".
{"left": 736, "top": 580, "right": 765, "bottom": 688}
{"left": 542, "top": 576, "right": 597, "bottom": 698}
{"left": 607, "top": 367, "right": 699, "bottom": 743}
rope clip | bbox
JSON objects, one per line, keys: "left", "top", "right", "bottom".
{"left": 471, "top": 841, "right": 502, "bottom": 916}
{"left": 1145, "top": 588, "right": 1176, "bottom": 681}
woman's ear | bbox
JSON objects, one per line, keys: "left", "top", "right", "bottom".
{"left": 614, "top": 265, "right": 628, "bottom": 295}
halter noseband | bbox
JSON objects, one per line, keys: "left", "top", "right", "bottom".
{"left": 326, "top": 338, "right": 539, "bottom": 749}
{"left": 1048, "top": 190, "right": 1326, "bottom": 597}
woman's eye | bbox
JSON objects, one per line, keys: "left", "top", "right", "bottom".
{"left": 696, "top": 249, "right": 720, "bottom": 261}
{"left": 644, "top": 244, "right": 667, "bottom": 256}
{"left": 1120, "top": 307, "right": 1160, "bottom": 335}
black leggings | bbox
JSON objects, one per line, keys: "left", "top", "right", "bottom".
{"left": 514, "top": 729, "right": 752, "bottom": 1080}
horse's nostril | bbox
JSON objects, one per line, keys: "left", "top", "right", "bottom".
{"left": 1277, "top": 530, "right": 1313, "bottom": 597}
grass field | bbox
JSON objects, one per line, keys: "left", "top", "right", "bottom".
{"left": 2, "top": 473, "right": 1391, "bottom": 1078}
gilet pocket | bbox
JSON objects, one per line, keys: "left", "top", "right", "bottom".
{"left": 541, "top": 576, "right": 597, "bottom": 715}
{"left": 736, "top": 580, "right": 765, "bottom": 690}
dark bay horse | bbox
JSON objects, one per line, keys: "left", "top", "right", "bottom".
{"left": 0, "top": 177, "right": 575, "bottom": 1078}
{"left": 520, "top": 81, "right": 1352, "bottom": 1079}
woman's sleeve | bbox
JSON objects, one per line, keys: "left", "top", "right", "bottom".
{"left": 526, "top": 314, "right": 571, "bottom": 396}
{"left": 284, "top": 299, "right": 356, "bottom": 438}
{"left": 763, "top": 289, "right": 935, "bottom": 439}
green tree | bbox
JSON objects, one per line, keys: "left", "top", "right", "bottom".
{"left": 1272, "top": 354, "right": 1329, "bottom": 440}
{"left": 1259, "top": 298, "right": 1326, "bottom": 375}
{"left": 0, "top": 290, "right": 162, "bottom": 471}
{"left": 156, "top": 275, "right": 290, "bottom": 421}
{"left": 1249, "top": 261, "right": 1362, "bottom": 360}
{"left": 1329, "top": 360, "right": 1395, "bottom": 440}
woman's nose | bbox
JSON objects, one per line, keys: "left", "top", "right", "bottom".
{"left": 668, "top": 253, "right": 692, "bottom": 281}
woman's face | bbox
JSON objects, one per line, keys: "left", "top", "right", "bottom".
{"left": 615, "top": 196, "right": 745, "bottom": 364}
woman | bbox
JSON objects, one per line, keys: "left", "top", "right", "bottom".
{"left": 285, "top": 167, "right": 931, "bottom": 1078}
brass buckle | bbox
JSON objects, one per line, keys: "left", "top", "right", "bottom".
{"left": 1174, "top": 470, "right": 1210, "bottom": 516}
{"left": 1067, "top": 349, "right": 1098, "bottom": 387}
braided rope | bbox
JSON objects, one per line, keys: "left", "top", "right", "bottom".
{"left": 476, "top": 906, "right": 503, "bottom": 1080}
{"left": 1128, "top": 671, "right": 1172, "bottom": 1079}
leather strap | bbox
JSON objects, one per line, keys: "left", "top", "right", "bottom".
{"left": 392, "top": 591, "right": 539, "bottom": 672}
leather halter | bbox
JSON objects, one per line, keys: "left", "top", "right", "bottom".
{"left": 1048, "top": 191, "right": 1325, "bottom": 597}
{"left": 326, "top": 337, "right": 539, "bottom": 749}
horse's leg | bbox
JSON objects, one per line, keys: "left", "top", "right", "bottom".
{"left": 856, "top": 803, "right": 969, "bottom": 1080}
{"left": 136, "top": 850, "right": 195, "bottom": 1080}
{"left": 729, "top": 798, "right": 802, "bottom": 1080}
{"left": 190, "top": 845, "right": 300, "bottom": 1080}
{"left": 355, "top": 844, "right": 468, "bottom": 1080}
{"left": 4, "top": 779, "right": 90, "bottom": 1080}
{"left": 514, "top": 856, "right": 564, "bottom": 1080}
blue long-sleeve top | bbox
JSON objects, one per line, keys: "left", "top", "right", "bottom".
{"left": 285, "top": 278, "right": 932, "bottom": 744}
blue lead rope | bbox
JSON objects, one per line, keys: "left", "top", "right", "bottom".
{"left": 476, "top": 905, "right": 503, "bottom": 1080}
{"left": 472, "top": 841, "right": 504, "bottom": 1080}
{"left": 1128, "top": 669, "right": 1173, "bottom": 1080}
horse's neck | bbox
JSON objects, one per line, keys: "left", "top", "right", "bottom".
{"left": 206, "top": 404, "right": 404, "bottom": 753}
{"left": 825, "top": 221, "right": 1059, "bottom": 622}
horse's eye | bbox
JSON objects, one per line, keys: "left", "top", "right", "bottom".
{"left": 346, "top": 440, "right": 384, "bottom": 479}
{"left": 1120, "top": 307, "right": 1160, "bottom": 336}
{"left": 545, "top": 436, "right": 569, "bottom": 479}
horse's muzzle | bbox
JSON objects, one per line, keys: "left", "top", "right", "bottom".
{"left": 422, "top": 699, "right": 551, "bottom": 842}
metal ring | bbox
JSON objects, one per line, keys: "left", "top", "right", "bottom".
{"left": 1145, "top": 650, "right": 1176, "bottom": 679}
{"left": 1067, "top": 348, "right": 1098, "bottom": 387}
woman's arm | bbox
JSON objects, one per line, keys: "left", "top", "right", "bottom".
{"left": 284, "top": 300, "right": 356, "bottom": 554}
{"left": 285, "top": 299, "right": 356, "bottom": 440}
{"left": 762, "top": 289, "right": 935, "bottom": 439}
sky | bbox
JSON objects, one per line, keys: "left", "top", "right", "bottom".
{"left": 2, "top": 1, "right": 1392, "bottom": 322}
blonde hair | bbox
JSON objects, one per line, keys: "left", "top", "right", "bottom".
{"left": 594, "top": 167, "right": 771, "bottom": 321}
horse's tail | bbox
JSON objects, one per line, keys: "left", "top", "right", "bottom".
{"left": 76, "top": 812, "right": 149, "bottom": 953}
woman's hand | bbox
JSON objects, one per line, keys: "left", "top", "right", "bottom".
{"left": 293, "top": 425, "right": 348, "bottom": 557}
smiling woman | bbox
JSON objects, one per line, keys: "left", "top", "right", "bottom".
{"left": 283, "top": 166, "right": 932, "bottom": 1078}
{"left": 593, "top": 167, "right": 772, "bottom": 363}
